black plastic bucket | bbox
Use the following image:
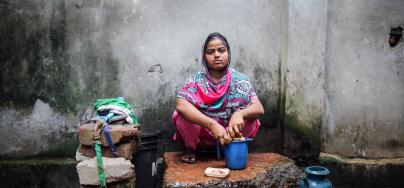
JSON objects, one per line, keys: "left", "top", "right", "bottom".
{"left": 133, "top": 129, "right": 160, "bottom": 188}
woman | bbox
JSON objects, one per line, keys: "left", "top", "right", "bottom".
{"left": 173, "top": 33, "right": 264, "bottom": 163}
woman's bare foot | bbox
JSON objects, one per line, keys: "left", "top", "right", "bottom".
{"left": 180, "top": 150, "right": 196, "bottom": 163}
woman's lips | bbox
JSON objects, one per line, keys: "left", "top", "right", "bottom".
{"left": 214, "top": 60, "right": 222, "bottom": 64}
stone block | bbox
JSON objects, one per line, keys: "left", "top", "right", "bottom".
{"left": 76, "top": 157, "right": 134, "bottom": 186}
{"left": 164, "top": 152, "right": 304, "bottom": 187}
{"left": 78, "top": 124, "right": 139, "bottom": 146}
{"left": 76, "top": 142, "right": 136, "bottom": 161}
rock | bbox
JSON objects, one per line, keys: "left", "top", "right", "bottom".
{"left": 76, "top": 147, "right": 91, "bottom": 162}
{"left": 77, "top": 142, "right": 136, "bottom": 160}
{"left": 76, "top": 157, "right": 134, "bottom": 185}
{"left": 164, "top": 152, "right": 304, "bottom": 188}
{"left": 78, "top": 124, "right": 139, "bottom": 146}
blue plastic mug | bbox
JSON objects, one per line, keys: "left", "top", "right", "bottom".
{"left": 224, "top": 138, "right": 253, "bottom": 170}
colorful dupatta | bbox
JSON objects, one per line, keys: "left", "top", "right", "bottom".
{"left": 178, "top": 64, "right": 257, "bottom": 124}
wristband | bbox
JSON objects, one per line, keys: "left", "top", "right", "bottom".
{"left": 207, "top": 119, "right": 213, "bottom": 130}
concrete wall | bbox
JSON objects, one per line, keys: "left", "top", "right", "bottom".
{"left": 1, "top": 0, "right": 404, "bottom": 160}
{"left": 285, "top": 0, "right": 327, "bottom": 161}
{"left": 0, "top": 0, "right": 82, "bottom": 157}
{"left": 284, "top": 0, "right": 404, "bottom": 159}
{"left": 324, "top": 0, "right": 404, "bottom": 158}
{"left": 280, "top": 0, "right": 404, "bottom": 160}
{"left": 0, "top": 0, "right": 282, "bottom": 157}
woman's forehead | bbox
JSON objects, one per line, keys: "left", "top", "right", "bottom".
{"left": 206, "top": 39, "right": 226, "bottom": 48}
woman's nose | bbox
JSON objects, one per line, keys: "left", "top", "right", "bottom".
{"left": 214, "top": 51, "right": 220, "bottom": 57}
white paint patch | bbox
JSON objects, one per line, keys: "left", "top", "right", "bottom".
{"left": 0, "top": 99, "right": 76, "bottom": 156}
{"left": 31, "top": 99, "right": 56, "bottom": 125}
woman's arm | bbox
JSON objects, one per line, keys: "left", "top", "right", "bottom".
{"left": 176, "top": 98, "right": 232, "bottom": 145}
{"left": 228, "top": 96, "right": 264, "bottom": 138}
{"left": 237, "top": 96, "right": 264, "bottom": 119}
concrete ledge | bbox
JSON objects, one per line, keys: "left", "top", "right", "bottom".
{"left": 164, "top": 152, "right": 303, "bottom": 188}
{"left": 319, "top": 153, "right": 404, "bottom": 188}
{"left": 0, "top": 158, "right": 79, "bottom": 188}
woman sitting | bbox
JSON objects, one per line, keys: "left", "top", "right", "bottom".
{"left": 172, "top": 32, "right": 264, "bottom": 163}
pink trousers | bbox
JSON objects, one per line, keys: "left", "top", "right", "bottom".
{"left": 172, "top": 111, "right": 261, "bottom": 151}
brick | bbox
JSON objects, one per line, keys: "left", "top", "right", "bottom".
{"left": 77, "top": 157, "right": 134, "bottom": 186}
{"left": 77, "top": 142, "right": 136, "bottom": 160}
{"left": 163, "top": 152, "right": 304, "bottom": 187}
{"left": 78, "top": 123, "right": 139, "bottom": 146}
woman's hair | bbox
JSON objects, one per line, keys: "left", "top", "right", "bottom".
{"left": 202, "top": 32, "right": 231, "bottom": 64}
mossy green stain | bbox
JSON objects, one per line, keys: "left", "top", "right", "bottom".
{"left": 285, "top": 97, "right": 322, "bottom": 156}
{"left": 286, "top": 113, "right": 314, "bottom": 137}
{"left": 0, "top": 1, "right": 121, "bottom": 114}
{"left": 37, "top": 134, "right": 80, "bottom": 158}
{"left": 0, "top": 158, "right": 77, "bottom": 165}
{"left": 285, "top": 112, "right": 321, "bottom": 148}
{"left": 0, "top": 134, "right": 80, "bottom": 160}
{"left": 0, "top": 2, "right": 78, "bottom": 114}
{"left": 319, "top": 155, "right": 343, "bottom": 165}
{"left": 285, "top": 97, "right": 322, "bottom": 144}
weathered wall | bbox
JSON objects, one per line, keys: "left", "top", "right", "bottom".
{"left": 1, "top": 0, "right": 403, "bottom": 160}
{"left": 285, "top": 0, "right": 327, "bottom": 162}
{"left": 103, "top": 0, "right": 282, "bottom": 151}
{"left": 0, "top": 0, "right": 82, "bottom": 158}
{"left": 324, "top": 0, "right": 404, "bottom": 158}
{"left": 283, "top": 0, "right": 404, "bottom": 160}
{"left": 0, "top": 0, "right": 282, "bottom": 157}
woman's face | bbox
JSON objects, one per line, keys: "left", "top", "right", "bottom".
{"left": 204, "top": 38, "right": 229, "bottom": 72}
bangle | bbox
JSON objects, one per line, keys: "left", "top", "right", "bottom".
{"left": 207, "top": 119, "right": 213, "bottom": 130}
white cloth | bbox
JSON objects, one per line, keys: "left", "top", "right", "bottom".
{"left": 97, "top": 105, "right": 134, "bottom": 123}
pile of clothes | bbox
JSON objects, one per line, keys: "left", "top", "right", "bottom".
{"left": 76, "top": 97, "right": 140, "bottom": 187}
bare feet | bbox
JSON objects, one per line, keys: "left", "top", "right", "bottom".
{"left": 180, "top": 150, "right": 196, "bottom": 163}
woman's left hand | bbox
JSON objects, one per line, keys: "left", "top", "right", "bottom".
{"left": 228, "top": 111, "right": 244, "bottom": 138}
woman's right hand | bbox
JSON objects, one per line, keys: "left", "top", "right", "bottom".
{"left": 209, "top": 121, "right": 232, "bottom": 146}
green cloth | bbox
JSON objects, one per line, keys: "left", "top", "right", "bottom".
{"left": 93, "top": 97, "right": 139, "bottom": 187}
{"left": 93, "top": 98, "right": 139, "bottom": 124}
{"left": 95, "top": 142, "right": 106, "bottom": 187}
